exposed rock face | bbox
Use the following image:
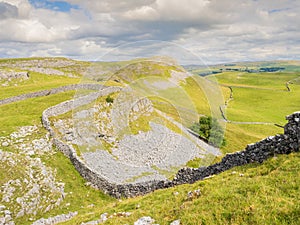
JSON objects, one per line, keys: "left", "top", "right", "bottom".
{"left": 169, "top": 70, "right": 192, "bottom": 85}
{"left": 0, "top": 70, "right": 29, "bottom": 81}
{"left": 134, "top": 216, "right": 156, "bottom": 225}
{"left": 25, "top": 67, "right": 65, "bottom": 76}
{"left": 0, "top": 58, "right": 76, "bottom": 68}
{"left": 2, "top": 62, "right": 295, "bottom": 199}
{"left": 111, "top": 122, "right": 205, "bottom": 169}
{"left": 170, "top": 220, "right": 181, "bottom": 225}
{"left": 129, "top": 97, "right": 153, "bottom": 121}
{"left": 31, "top": 211, "right": 78, "bottom": 225}
{"left": 0, "top": 126, "right": 65, "bottom": 223}
{"left": 0, "top": 71, "right": 300, "bottom": 197}
{"left": 0, "top": 58, "right": 86, "bottom": 79}
{"left": 0, "top": 206, "right": 14, "bottom": 225}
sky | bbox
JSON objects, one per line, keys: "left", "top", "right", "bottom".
{"left": 0, "top": 0, "right": 300, "bottom": 64}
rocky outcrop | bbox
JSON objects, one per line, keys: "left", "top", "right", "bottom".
{"left": 0, "top": 142, "right": 65, "bottom": 221}
{"left": 0, "top": 58, "right": 77, "bottom": 68}
{"left": 0, "top": 58, "right": 85, "bottom": 78}
{"left": 31, "top": 212, "right": 78, "bottom": 225}
{"left": 129, "top": 97, "right": 153, "bottom": 121}
{"left": 0, "top": 70, "right": 29, "bottom": 81}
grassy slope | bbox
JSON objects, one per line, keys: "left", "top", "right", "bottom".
{"left": 0, "top": 58, "right": 300, "bottom": 224}
{"left": 226, "top": 87, "right": 300, "bottom": 123}
{"left": 212, "top": 71, "right": 299, "bottom": 89}
{"left": 209, "top": 71, "right": 300, "bottom": 124}
{"left": 211, "top": 71, "right": 300, "bottom": 155}
{"left": 223, "top": 123, "right": 282, "bottom": 154}
{"left": 61, "top": 153, "right": 300, "bottom": 225}
{"left": 0, "top": 72, "right": 81, "bottom": 100}
{"left": 0, "top": 92, "right": 76, "bottom": 136}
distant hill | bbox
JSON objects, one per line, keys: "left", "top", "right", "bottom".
{"left": 184, "top": 60, "right": 300, "bottom": 76}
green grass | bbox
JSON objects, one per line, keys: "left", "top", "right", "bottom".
{"left": 0, "top": 57, "right": 71, "bottom": 62}
{"left": 151, "top": 165, "right": 181, "bottom": 180}
{"left": 190, "top": 60, "right": 300, "bottom": 74}
{"left": 222, "top": 123, "right": 283, "bottom": 154}
{"left": 129, "top": 113, "right": 153, "bottom": 134}
{"left": 129, "top": 110, "right": 183, "bottom": 136}
{"left": 186, "top": 154, "right": 217, "bottom": 168}
{"left": 0, "top": 91, "right": 75, "bottom": 136}
{"left": 212, "top": 71, "right": 299, "bottom": 90}
{"left": 208, "top": 71, "right": 300, "bottom": 123}
{"left": 125, "top": 172, "right": 155, "bottom": 183}
{"left": 226, "top": 86, "right": 300, "bottom": 123}
{"left": 181, "top": 76, "right": 211, "bottom": 116}
{"left": 113, "top": 60, "right": 182, "bottom": 83}
{"left": 149, "top": 96, "right": 182, "bottom": 121}
{"left": 0, "top": 72, "right": 80, "bottom": 100}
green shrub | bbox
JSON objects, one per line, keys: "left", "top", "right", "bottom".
{"left": 191, "top": 116, "right": 226, "bottom": 147}
{"left": 105, "top": 95, "right": 114, "bottom": 103}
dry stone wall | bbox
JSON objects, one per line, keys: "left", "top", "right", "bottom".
{"left": 0, "top": 84, "right": 104, "bottom": 105}
{"left": 42, "top": 85, "right": 300, "bottom": 198}
{"left": 173, "top": 112, "right": 300, "bottom": 184}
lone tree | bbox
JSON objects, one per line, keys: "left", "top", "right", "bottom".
{"left": 191, "top": 116, "right": 225, "bottom": 147}
{"left": 105, "top": 95, "right": 114, "bottom": 103}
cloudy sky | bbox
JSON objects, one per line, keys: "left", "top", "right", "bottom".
{"left": 0, "top": 0, "right": 299, "bottom": 64}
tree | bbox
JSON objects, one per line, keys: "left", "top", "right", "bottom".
{"left": 191, "top": 116, "right": 225, "bottom": 147}
{"left": 105, "top": 95, "right": 114, "bottom": 103}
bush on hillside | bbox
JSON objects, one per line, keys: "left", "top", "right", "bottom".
{"left": 191, "top": 116, "right": 226, "bottom": 147}
{"left": 105, "top": 95, "right": 114, "bottom": 103}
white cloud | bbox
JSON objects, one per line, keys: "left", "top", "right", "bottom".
{"left": 123, "top": 6, "right": 158, "bottom": 21}
{"left": 2, "top": 0, "right": 32, "bottom": 17}
{"left": 0, "top": 1, "right": 18, "bottom": 19}
{"left": 155, "top": 0, "right": 211, "bottom": 21}
{"left": 0, "top": 0, "right": 299, "bottom": 63}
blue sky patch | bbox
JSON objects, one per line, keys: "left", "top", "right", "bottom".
{"left": 269, "top": 7, "right": 290, "bottom": 14}
{"left": 29, "top": 0, "right": 79, "bottom": 12}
